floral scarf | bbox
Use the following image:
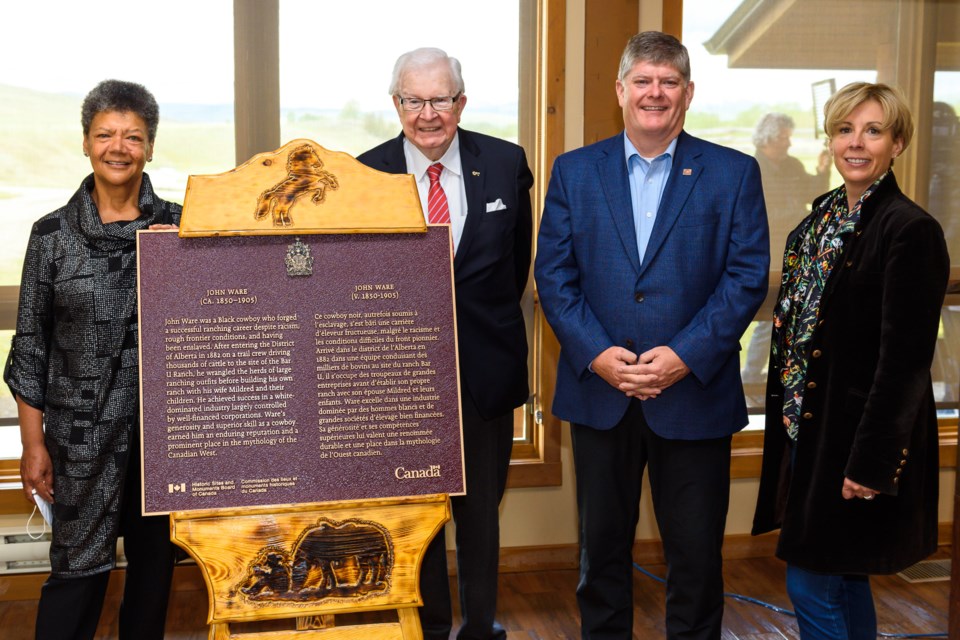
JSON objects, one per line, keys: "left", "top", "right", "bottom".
{"left": 772, "top": 171, "right": 889, "bottom": 440}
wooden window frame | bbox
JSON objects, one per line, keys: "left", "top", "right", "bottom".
{"left": 506, "top": 0, "right": 565, "bottom": 488}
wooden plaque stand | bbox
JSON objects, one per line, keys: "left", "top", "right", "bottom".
{"left": 160, "top": 140, "right": 454, "bottom": 639}
{"left": 172, "top": 495, "right": 449, "bottom": 639}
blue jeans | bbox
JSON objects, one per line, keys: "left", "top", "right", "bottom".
{"left": 786, "top": 564, "right": 876, "bottom": 640}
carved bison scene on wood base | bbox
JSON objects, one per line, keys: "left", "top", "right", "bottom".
{"left": 235, "top": 518, "right": 394, "bottom": 602}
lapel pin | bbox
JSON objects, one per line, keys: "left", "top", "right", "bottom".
{"left": 472, "top": 171, "right": 481, "bottom": 177}
{"left": 682, "top": 168, "right": 692, "bottom": 176}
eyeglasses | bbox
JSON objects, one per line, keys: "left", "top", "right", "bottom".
{"left": 398, "top": 94, "right": 461, "bottom": 112}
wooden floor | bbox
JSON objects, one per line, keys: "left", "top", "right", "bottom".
{"left": 0, "top": 549, "right": 951, "bottom": 639}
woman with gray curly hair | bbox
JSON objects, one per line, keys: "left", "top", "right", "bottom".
{"left": 7, "top": 79, "right": 180, "bottom": 640}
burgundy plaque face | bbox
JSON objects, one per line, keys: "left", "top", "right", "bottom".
{"left": 137, "top": 229, "right": 463, "bottom": 514}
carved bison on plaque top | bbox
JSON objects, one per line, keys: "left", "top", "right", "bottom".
{"left": 236, "top": 518, "right": 393, "bottom": 602}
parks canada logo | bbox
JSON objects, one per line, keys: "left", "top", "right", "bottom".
{"left": 394, "top": 464, "right": 441, "bottom": 480}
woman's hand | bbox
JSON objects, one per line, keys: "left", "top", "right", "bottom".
{"left": 16, "top": 397, "right": 54, "bottom": 503}
{"left": 20, "top": 443, "right": 54, "bottom": 503}
{"left": 148, "top": 223, "right": 178, "bottom": 231}
{"left": 842, "top": 477, "right": 878, "bottom": 501}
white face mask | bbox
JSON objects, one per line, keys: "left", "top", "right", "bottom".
{"left": 26, "top": 491, "right": 53, "bottom": 540}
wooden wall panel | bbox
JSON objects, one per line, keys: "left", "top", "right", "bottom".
{"left": 582, "top": 0, "right": 639, "bottom": 145}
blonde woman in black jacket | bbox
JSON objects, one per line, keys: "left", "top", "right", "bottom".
{"left": 753, "top": 82, "right": 950, "bottom": 639}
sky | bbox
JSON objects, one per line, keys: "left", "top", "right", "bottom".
{"left": 1, "top": 2, "right": 235, "bottom": 104}
{"left": 0, "top": 0, "right": 519, "bottom": 111}
{"left": 0, "top": 0, "right": 954, "bottom": 113}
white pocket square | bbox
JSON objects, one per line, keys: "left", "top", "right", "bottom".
{"left": 486, "top": 198, "right": 507, "bottom": 212}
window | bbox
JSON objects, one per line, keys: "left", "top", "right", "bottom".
{"left": 682, "top": 0, "right": 960, "bottom": 419}
{"left": 269, "top": 0, "right": 556, "bottom": 483}
{"left": 272, "top": 1, "right": 549, "bottom": 462}
{"left": 0, "top": 1, "right": 235, "bottom": 461}
{"left": 277, "top": 1, "right": 522, "bottom": 156}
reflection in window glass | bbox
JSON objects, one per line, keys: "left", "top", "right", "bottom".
{"left": 932, "top": 72, "right": 960, "bottom": 408}
{"left": 930, "top": 73, "right": 960, "bottom": 256}
{"left": 278, "top": 1, "right": 520, "bottom": 157}
{"left": 686, "top": 1, "right": 869, "bottom": 262}
{"left": 0, "top": 1, "right": 236, "bottom": 286}
{"left": 686, "top": 0, "right": 959, "bottom": 415}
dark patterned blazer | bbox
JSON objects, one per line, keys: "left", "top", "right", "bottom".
{"left": 6, "top": 173, "right": 181, "bottom": 576}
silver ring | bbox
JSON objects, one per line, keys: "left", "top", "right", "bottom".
{"left": 863, "top": 494, "right": 874, "bottom": 500}
{"left": 30, "top": 488, "right": 37, "bottom": 495}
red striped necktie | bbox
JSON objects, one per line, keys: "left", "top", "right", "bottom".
{"left": 427, "top": 163, "right": 451, "bottom": 224}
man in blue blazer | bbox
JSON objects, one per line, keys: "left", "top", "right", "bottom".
{"left": 535, "top": 32, "right": 769, "bottom": 639}
{"left": 358, "top": 48, "right": 533, "bottom": 640}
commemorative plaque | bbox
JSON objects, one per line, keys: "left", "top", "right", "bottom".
{"left": 137, "top": 141, "right": 465, "bottom": 515}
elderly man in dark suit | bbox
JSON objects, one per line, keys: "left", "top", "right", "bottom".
{"left": 535, "top": 32, "right": 769, "bottom": 639}
{"left": 357, "top": 47, "right": 533, "bottom": 640}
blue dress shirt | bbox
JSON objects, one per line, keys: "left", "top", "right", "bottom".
{"left": 625, "top": 134, "right": 676, "bottom": 263}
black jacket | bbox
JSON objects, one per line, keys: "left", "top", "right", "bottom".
{"left": 753, "top": 173, "right": 949, "bottom": 574}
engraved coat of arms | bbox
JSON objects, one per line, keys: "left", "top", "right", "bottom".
{"left": 285, "top": 237, "right": 314, "bottom": 277}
